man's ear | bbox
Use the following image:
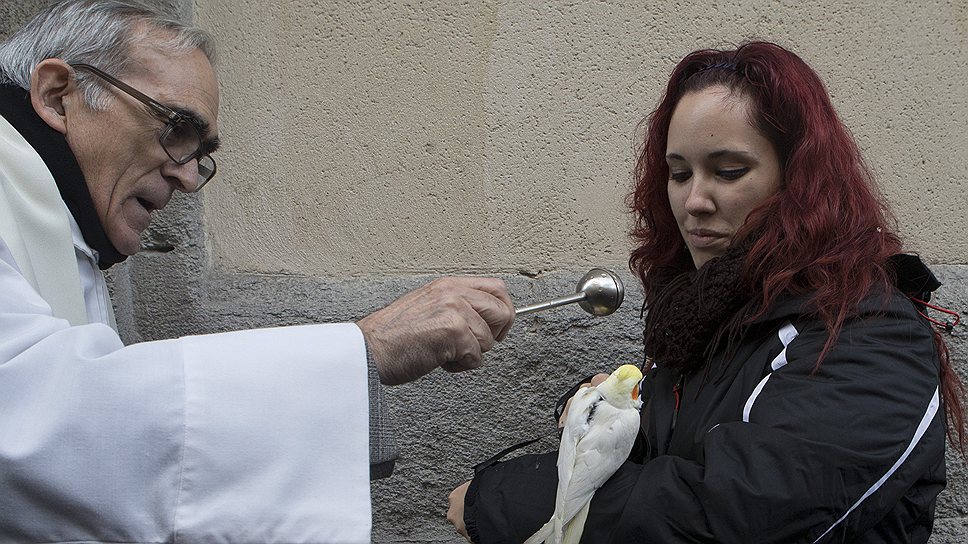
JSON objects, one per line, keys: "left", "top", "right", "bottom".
{"left": 29, "top": 59, "right": 77, "bottom": 135}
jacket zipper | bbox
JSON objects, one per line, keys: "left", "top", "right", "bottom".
{"left": 664, "top": 373, "right": 685, "bottom": 452}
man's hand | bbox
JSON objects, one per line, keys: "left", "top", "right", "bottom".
{"left": 357, "top": 277, "right": 515, "bottom": 386}
{"left": 447, "top": 480, "right": 472, "bottom": 541}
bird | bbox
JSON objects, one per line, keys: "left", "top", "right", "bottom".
{"left": 524, "top": 364, "right": 644, "bottom": 544}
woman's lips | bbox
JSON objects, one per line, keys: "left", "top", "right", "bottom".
{"left": 687, "top": 229, "right": 727, "bottom": 248}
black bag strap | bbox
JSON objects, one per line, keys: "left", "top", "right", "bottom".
{"left": 472, "top": 433, "right": 553, "bottom": 475}
{"left": 473, "top": 373, "right": 598, "bottom": 475}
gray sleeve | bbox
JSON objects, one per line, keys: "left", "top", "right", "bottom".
{"left": 366, "top": 343, "right": 399, "bottom": 480}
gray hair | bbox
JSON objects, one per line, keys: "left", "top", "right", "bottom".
{"left": 0, "top": 0, "right": 217, "bottom": 110}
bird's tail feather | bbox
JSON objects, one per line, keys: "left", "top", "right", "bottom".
{"left": 562, "top": 501, "right": 590, "bottom": 544}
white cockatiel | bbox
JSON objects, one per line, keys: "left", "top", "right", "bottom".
{"left": 524, "top": 364, "right": 644, "bottom": 544}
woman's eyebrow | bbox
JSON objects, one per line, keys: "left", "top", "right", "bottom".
{"left": 666, "top": 150, "right": 756, "bottom": 162}
{"left": 708, "top": 149, "right": 755, "bottom": 159}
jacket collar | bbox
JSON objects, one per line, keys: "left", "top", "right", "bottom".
{"left": 0, "top": 84, "right": 126, "bottom": 269}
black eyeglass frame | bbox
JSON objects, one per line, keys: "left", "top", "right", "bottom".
{"left": 68, "top": 62, "right": 217, "bottom": 191}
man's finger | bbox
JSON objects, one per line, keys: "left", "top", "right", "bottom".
{"left": 440, "top": 325, "right": 484, "bottom": 373}
{"left": 449, "top": 285, "right": 514, "bottom": 342}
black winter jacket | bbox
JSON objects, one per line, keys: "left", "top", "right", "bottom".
{"left": 464, "top": 289, "right": 945, "bottom": 543}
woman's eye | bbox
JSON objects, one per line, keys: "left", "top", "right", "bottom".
{"left": 669, "top": 171, "right": 691, "bottom": 183}
{"left": 718, "top": 167, "right": 750, "bottom": 180}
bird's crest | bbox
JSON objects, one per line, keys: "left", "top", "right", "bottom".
{"left": 613, "top": 364, "right": 642, "bottom": 384}
{"left": 614, "top": 364, "right": 643, "bottom": 391}
{"left": 602, "top": 364, "right": 644, "bottom": 407}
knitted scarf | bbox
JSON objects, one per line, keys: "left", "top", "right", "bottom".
{"left": 642, "top": 240, "right": 755, "bottom": 375}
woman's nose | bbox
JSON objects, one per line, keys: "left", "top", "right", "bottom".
{"left": 684, "top": 178, "right": 715, "bottom": 215}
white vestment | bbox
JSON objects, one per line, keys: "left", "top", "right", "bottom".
{"left": 0, "top": 115, "right": 372, "bottom": 542}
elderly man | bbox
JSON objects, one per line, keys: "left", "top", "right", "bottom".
{"left": 0, "top": 1, "right": 514, "bottom": 542}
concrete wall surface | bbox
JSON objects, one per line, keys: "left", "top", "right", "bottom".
{"left": 197, "top": 0, "right": 968, "bottom": 273}
{"left": 3, "top": 0, "right": 968, "bottom": 542}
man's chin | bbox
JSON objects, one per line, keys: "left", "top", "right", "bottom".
{"left": 117, "top": 243, "right": 142, "bottom": 256}
{"left": 107, "top": 228, "right": 145, "bottom": 256}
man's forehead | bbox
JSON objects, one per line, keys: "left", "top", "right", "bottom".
{"left": 128, "top": 41, "right": 220, "bottom": 131}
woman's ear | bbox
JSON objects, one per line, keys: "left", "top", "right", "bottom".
{"left": 29, "top": 59, "right": 75, "bottom": 135}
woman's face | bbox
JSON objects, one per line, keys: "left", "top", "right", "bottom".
{"left": 666, "top": 85, "right": 782, "bottom": 269}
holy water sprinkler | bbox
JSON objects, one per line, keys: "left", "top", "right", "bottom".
{"left": 515, "top": 268, "right": 625, "bottom": 317}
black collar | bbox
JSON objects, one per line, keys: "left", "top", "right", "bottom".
{"left": 0, "top": 84, "right": 126, "bottom": 269}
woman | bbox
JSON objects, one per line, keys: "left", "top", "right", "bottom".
{"left": 447, "top": 41, "right": 964, "bottom": 542}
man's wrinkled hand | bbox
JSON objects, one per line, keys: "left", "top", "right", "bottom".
{"left": 358, "top": 277, "right": 515, "bottom": 385}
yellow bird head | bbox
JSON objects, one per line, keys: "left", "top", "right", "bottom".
{"left": 600, "top": 364, "right": 644, "bottom": 408}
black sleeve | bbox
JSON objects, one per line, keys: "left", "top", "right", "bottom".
{"left": 464, "top": 451, "right": 558, "bottom": 544}
{"left": 466, "top": 294, "right": 945, "bottom": 543}
{"left": 464, "top": 452, "right": 647, "bottom": 544}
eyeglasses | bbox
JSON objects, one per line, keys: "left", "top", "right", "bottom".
{"left": 69, "top": 63, "right": 217, "bottom": 191}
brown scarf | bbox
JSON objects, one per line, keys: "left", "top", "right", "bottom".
{"left": 642, "top": 240, "right": 754, "bottom": 375}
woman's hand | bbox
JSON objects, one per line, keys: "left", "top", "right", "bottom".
{"left": 447, "top": 480, "right": 472, "bottom": 541}
{"left": 557, "top": 373, "right": 609, "bottom": 427}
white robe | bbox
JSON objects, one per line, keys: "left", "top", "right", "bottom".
{"left": 0, "top": 116, "right": 372, "bottom": 542}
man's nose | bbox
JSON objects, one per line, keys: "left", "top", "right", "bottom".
{"left": 161, "top": 158, "right": 201, "bottom": 193}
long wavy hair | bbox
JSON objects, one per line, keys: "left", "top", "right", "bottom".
{"left": 629, "top": 41, "right": 964, "bottom": 449}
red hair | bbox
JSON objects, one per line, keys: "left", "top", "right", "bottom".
{"left": 629, "top": 41, "right": 964, "bottom": 450}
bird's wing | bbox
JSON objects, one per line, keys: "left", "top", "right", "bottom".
{"left": 557, "top": 386, "right": 600, "bottom": 483}
{"left": 559, "top": 404, "right": 640, "bottom": 522}
{"left": 551, "top": 386, "right": 601, "bottom": 540}
{"left": 522, "top": 388, "right": 601, "bottom": 544}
